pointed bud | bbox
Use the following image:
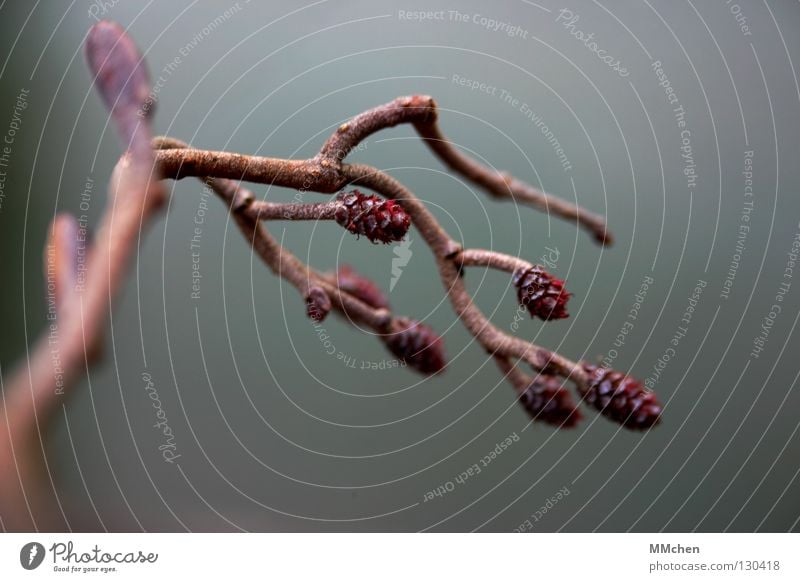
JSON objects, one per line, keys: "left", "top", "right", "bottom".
{"left": 85, "top": 20, "right": 152, "bottom": 151}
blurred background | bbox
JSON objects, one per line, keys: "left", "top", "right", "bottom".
{"left": 1, "top": 0, "right": 799, "bottom": 531}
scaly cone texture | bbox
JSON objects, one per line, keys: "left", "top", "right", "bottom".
{"left": 334, "top": 190, "right": 410, "bottom": 244}
{"left": 513, "top": 265, "right": 570, "bottom": 320}
{"left": 580, "top": 363, "right": 662, "bottom": 430}
{"left": 383, "top": 317, "right": 446, "bottom": 375}
{"left": 519, "top": 374, "right": 582, "bottom": 428}
{"left": 333, "top": 265, "right": 389, "bottom": 310}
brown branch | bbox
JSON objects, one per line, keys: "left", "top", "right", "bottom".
{"left": 156, "top": 147, "right": 334, "bottom": 192}
{"left": 247, "top": 200, "right": 340, "bottom": 221}
{"left": 153, "top": 138, "right": 392, "bottom": 333}
{"left": 414, "top": 120, "right": 612, "bottom": 245}
{"left": 494, "top": 355, "right": 533, "bottom": 395}
{"left": 319, "top": 95, "right": 438, "bottom": 162}
{"left": 1, "top": 21, "right": 658, "bottom": 531}
{"left": 155, "top": 96, "right": 610, "bottom": 245}
{"left": 341, "top": 162, "right": 585, "bottom": 383}
{"left": 159, "top": 144, "right": 580, "bottom": 379}
{"left": 341, "top": 162, "right": 460, "bottom": 259}
{"left": 232, "top": 212, "right": 392, "bottom": 331}
{"left": 1, "top": 20, "right": 164, "bottom": 531}
{"left": 320, "top": 95, "right": 611, "bottom": 245}
{"left": 458, "top": 247, "right": 533, "bottom": 275}
{"left": 155, "top": 105, "right": 591, "bottom": 382}
{"left": 45, "top": 213, "right": 80, "bottom": 312}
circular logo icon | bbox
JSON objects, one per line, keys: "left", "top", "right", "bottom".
{"left": 20, "top": 542, "right": 45, "bottom": 570}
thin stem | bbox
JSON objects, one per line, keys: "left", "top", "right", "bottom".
{"left": 3, "top": 22, "right": 620, "bottom": 534}
{"left": 155, "top": 96, "right": 611, "bottom": 245}
{"left": 154, "top": 139, "right": 392, "bottom": 333}
{"left": 457, "top": 248, "right": 532, "bottom": 275}
{"left": 246, "top": 200, "right": 339, "bottom": 221}
{"left": 322, "top": 95, "right": 611, "bottom": 245}
{"left": 341, "top": 162, "right": 585, "bottom": 383}
{"left": 414, "top": 121, "right": 612, "bottom": 245}
{"left": 155, "top": 147, "right": 335, "bottom": 192}
{"left": 495, "top": 356, "right": 533, "bottom": 395}
{"left": 319, "top": 95, "right": 438, "bottom": 162}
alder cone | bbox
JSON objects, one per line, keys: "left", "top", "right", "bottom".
{"left": 580, "top": 363, "right": 662, "bottom": 429}
{"left": 519, "top": 374, "right": 581, "bottom": 428}
{"left": 383, "top": 317, "right": 446, "bottom": 375}
{"left": 512, "top": 265, "right": 570, "bottom": 320}
{"left": 334, "top": 190, "right": 410, "bottom": 244}
{"left": 334, "top": 265, "right": 389, "bottom": 310}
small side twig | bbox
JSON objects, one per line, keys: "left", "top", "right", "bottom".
{"left": 1, "top": 21, "right": 661, "bottom": 533}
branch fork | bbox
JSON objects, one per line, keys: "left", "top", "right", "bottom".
{"left": 0, "top": 19, "right": 661, "bottom": 531}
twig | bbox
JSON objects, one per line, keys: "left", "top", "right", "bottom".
{"left": 153, "top": 137, "right": 393, "bottom": 332}
{"left": 1, "top": 21, "right": 660, "bottom": 532}
{"left": 1, "top": 20, "right": 164, "bottom": 531}
{"left": 155, "top": 96, "right": 610, "bottom": 245}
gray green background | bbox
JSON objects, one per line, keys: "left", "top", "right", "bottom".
{"left": 1, "top": 0, "right": 799, "bottom": 531}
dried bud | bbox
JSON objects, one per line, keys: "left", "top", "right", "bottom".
{"left": 334, "top": 265, "right": 389, "bottom": 310}
{"left": 580, "top": 363, "right": 662, "bottom": 430}
{"left": 334, "top": 190, "right": 410, "bottom": 244}
{"left": 85, "top": 21, "right": 152, "bottom": 149}
{"left": 512, "top": 265, "right": 570, "bottom": 320}
{"left": 305, "top": 286, "right": 331, "bottom": 322}
{"left": 519, "top": 374, "right": 582, "bottom": 428}
{"left": 383, "top": 317, "right": 446, "bottom": 375}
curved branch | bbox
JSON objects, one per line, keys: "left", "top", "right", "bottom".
{"left": 155, "top": 96, "right": 611, "bottom": 245}
{"left": 1, "top": 20, "right": 165, "bottom": 531}
{"left": 155, "top": 146, "right": 336, "bottom": 192}
{"left": 2, "top": 28, "right": 654, "bottom": 531}
{"left": 494, "top": 355, "right": 533, "bottom": 394}
{"left": 414, "top": 121, "right": 612, "bottom": 245}
{"left": 341, "top": 162, "right": 585, "bottom": 383}
{"left": 153, "top": 138, "right": 392, "bottom": 333}
{"left": 323, "top": 96, "right": 611, "bottom": 245}
{"left": 457, "top": 247, "right": 532, "bottom": 275}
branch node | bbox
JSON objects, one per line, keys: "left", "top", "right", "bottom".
{"left": 231, "top": 185, "right": 255, "bottom": 212}
{"left": 444, "top": 241, "right": 463, "bottom": 259}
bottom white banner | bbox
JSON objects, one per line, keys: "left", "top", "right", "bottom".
{"left": 0, "top": 533, "right": 796, "bottom": 580}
